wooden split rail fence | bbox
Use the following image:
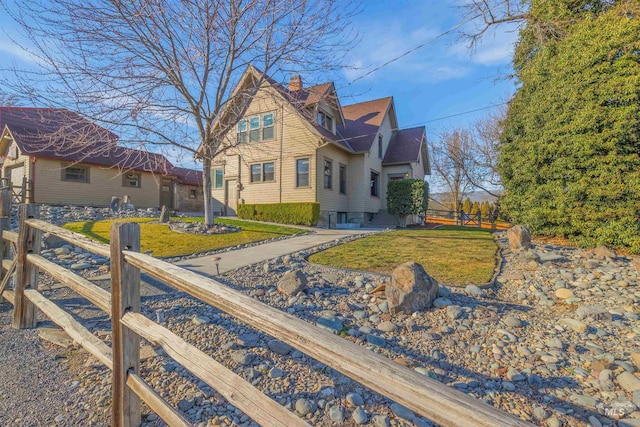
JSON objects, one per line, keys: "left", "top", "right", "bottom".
{"left": 0, "top": 192, "right": 533, "bottom": 427}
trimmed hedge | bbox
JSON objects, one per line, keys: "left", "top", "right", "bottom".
{"left": 237, "top": 202, "right": 320, "bottom": 226}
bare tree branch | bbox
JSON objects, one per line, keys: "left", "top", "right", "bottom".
{"left": 1, "top": 0, "right": 359, "bottom": 224}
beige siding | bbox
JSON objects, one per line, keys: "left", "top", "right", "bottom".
{"left": 316, "top": 144, "right": 350, "bottom": 212}
{"left": 364, "top": 110, "right": 394, "bottom": 213}
{"left": 346, "top": 154, "right": 366, "bottom": 214}
{"left": 212, "top": 85, "right": 318, "bottom": 210}
{"left": 176, "top": 184, "right": 204, "bottom": 212}
{"left": 33, "top": 158, "right": 162, "bottom": 208}
{"left": 2, "top": 140, "right": 32, "bottom": 186}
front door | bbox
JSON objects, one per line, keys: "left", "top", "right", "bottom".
{"left": 225, "top": 179, "right": 237, "bottom": 216}
{"left": 159, "top": 178, "right": 174, "bottom": 209}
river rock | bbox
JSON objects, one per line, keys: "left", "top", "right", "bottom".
{"left": 385, "top": 262, "right": 438, "bottom": 314}
{"left": 593, "top": 246, "right": 617, "bottom": 259}
{"left": 277, "top": 270, "right": 307, "bottom": 295}
{"left": 507, "top": 225, "right": 531, "bottom": 251}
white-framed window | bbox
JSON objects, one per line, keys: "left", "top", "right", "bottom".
{"left": 122, "top": 171, "right": 141, "bottom": 188}
{"left": 214, "top": 168, "right": 224, "bottom": 188}
{"left": 323, "top": 159, "right": 332, "bottom": 189}
{"left": 378, "top": 134, "right": 383, "bottom": 159}
{"left": 370, "top": 170, "right": 380, "bottom": 197}
{"left": 249, "top": 162, "right": 275, "bottom": 183}
{"left": 296, "top": 158, "right": 310, "bottom": 188}
{"left": 62, "top": 163, "right": 90, "bottom": 183}
{"left": 317, "top": 111, "right": 334, "bottom": 132}
{"left": 339, "top": 164, "right": 347, "bottom": 194}
{"left": 238, "top": 112, "right": 275, "bottom": 143}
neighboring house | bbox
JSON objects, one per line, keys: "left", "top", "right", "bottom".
{"left": 207, "top": 66, "right": 430, "bottom": 227}
{"left": 0, "top": 107, "right": 203, "bottom": 211}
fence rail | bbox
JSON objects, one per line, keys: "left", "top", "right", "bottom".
{"left": 0, "top": 194, "right": 532, "bottom": 426}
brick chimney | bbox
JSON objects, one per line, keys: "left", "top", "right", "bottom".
{"left": 289, "top": 75, "right": 303, "bottom": 91}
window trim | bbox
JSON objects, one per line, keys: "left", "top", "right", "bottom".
{"left": 323, "top": 158, "right": 333, "bottom": 190}
{"left": 370, "top": 170, "right": 380, "bottom": 198}
{"left": 296, "top": 157, "right": 310, "bottom": 188}
{"left": 122, "top": 171, "right": 142, "bottom": 188}
{"left": 249, "top": 161, "right": 276, "bottom": 184}
{"left": 317, "top": 110, "right": 334, "bottom": 133}
{"left": 238, "top": 112, "right": 276, "bottom": 143}
{"left": 339, "top": 164, "right": 347, "bottom": 195}
{"left": 378, "top": 134, "right": 383, "bottom": 159}
{"left": 189, "top": 189, "right": 198, "bottom": 199}
{"left": 61, "top": 163, "right": 90, "bottom": 184}
{"left": 214, "top": 168, "right": 224, "bottom": 189}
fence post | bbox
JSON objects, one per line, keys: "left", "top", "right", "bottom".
{"left": 13, "top": 204, "right": 41, "bottom": 329}
{"left": 477, "top": 212, "right": 482, "bottom": 228}
{"left": 0, "top": 189, "right": 10, "bottom": 304}
{"left": 110, "top": 222, "right": 141, "bottom": 427}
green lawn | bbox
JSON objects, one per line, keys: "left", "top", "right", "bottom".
{"left": 308, "top": 226, "right": 498, "bottom": 286}
{"left": 64, "top": 218, "right": 305, "bottom": 257}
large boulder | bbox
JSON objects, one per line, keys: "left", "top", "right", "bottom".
{"left": 385, "top": 262, "right": 438, "bottom": 315}
{"left": 507, "top": 225, "right": 531, "bottom": 251}
{"left": 277, "top": 270, "right": 307, "bottom": 295}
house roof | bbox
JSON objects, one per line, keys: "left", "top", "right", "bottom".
{"left": 211, "top": 65, "right": 427, "bottom": 164}
{"left": 172, "top": 166, "right": 202, "bottom": 186}
{"left": 338, "top": 97, "right": 393, "bottom": 152}
{"left": 382, "top": 126, "right": 426, "bottom": 165}
{"left": 0, "top": 106, "right": 201, "bottom": 180}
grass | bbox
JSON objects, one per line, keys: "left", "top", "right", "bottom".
{"left": 308, "top": 225, "right": 498, "bottom": 286}
{"left": 64, "top": 217, "right": 305, "bottom": 257}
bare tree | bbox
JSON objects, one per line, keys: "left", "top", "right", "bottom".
{"left": 1, "top": 0, "right": 358, "bottom": 224}
{"left": 464, "top": 108, "right": 505, "bottom": 197}
{"left": 458, "top": 0, "right": 529, "bottom": 48}
{"left": 430, "top": 129, "right": 475, "bottom": 217}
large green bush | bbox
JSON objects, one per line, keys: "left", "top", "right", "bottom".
{"left": 387, "top": 179, "right": 429, "bottom": 227}
{"left": 237, "top": 202, "right": 320, "bottom": 226}
{"left": 499, "top": 2, "right": 640, "bottom": 253}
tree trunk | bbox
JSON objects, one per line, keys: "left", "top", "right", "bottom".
{"left": 202, "top": 158, "right": 214, "bottom": 226}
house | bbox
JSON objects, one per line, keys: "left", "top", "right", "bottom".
{"left": 208, "top": 66, "right": 430, "bottom": 227}
{"left": 0, "top": 107, "right": 204, "bottom": 211}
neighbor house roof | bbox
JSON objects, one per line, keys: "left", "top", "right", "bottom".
{"left": 338, "top": 97, "right": 393, "bottom": 152}
{"left": 383, "top": 126, "right": 425, "bottom": 165}
{"left": 0, "top": 106, "right": 201, "bottom": 179}
{"left": 172, "top": 166, "right": 202, "bottom": 186}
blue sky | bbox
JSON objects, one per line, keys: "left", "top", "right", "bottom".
{"left": 339, "top": 0, "right": 519, "bottom": 137}
{"left": 0, "top": 0, "right": 519, "bottom": 175}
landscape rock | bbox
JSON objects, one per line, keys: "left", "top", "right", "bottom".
{"left": 385, "top": 262, "right": 438, "bottom": 314}
{"left": 575, "top": 305, "right": 612, "bottom": 322}
{"left": 277, "top": 270, "right": 307, "bottom": 295}
{"left": 267, "top": 339, "right": 292, "bottom": 356}
{"left": 618, "top": 372, "right": 640, "bottom": 392}
{"left": 295, "top": 398, "right": 316, "bottom": 416}
{"left": 159, "top": 205, "right": 170, "bottom": 223}
{"left": 593, "top": 246, "right": 617, "bottom": 259}
{"left": 507, "top": 225, "right": 531, "bottom": 251}
{"left": 352, "top": 407, "right": 368, "bottom": 424}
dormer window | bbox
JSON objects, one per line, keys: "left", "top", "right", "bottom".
{"left": 237, "top": 112, "right": 275, "bottom": 143}
{"left": 317, "top": 111, "right": 334, "bottom": 133}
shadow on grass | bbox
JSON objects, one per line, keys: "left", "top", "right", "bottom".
{"left": 80, "top": 222, "right": 110, "bottom": 245}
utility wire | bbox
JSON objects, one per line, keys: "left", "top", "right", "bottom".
{"left": 339, "top": 0, "right": 507, "bottom": 89}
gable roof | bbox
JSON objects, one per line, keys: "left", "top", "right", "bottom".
{"left": 383, "top": 126, "right": 426, "bottom": 165}
{"left": 0, "top": 106, "right": 202, "bottom": 179}
{"left": 210, "top": 65, "right": 427, "bottom": 165}
{"left": 338, "top": 97, "right": 393, "bottom": 152}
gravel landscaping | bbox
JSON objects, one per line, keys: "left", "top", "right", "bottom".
{"left": 1, "top": 205, "right": 639, "bottom": 427}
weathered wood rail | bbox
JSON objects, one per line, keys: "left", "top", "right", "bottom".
{"left": 0, "top": 197, "right": 534, "bottom": 426}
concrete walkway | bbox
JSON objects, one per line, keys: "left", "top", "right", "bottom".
{"left": 175, "top": 227, "right": 378, "bottom": 277}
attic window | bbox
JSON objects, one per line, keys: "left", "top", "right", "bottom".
{"left": 122, "top": 171, "right": 141, "bottom": 188}
{"left": 237, "top": 112, "right": 275, "bottom": 143}
{"left": 317, "top": 111, "right": 333, "bottom": 132}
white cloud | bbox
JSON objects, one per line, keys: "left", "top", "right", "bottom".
{"left": 0, "top": 41, "right": 40, "bottom": 64}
